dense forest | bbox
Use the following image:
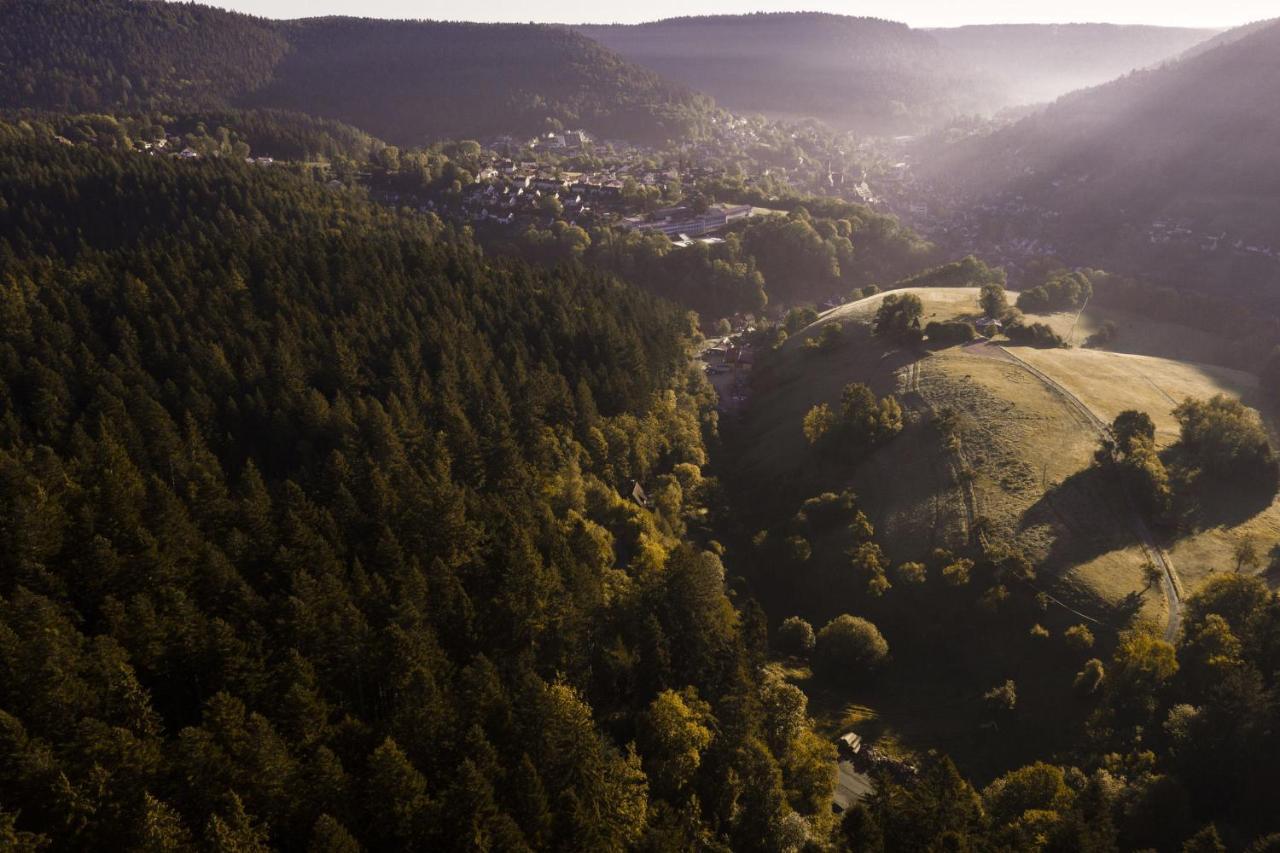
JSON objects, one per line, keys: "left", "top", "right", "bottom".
{"left": 0, "top": 0, "right": 716, "bottom": 146}
{"left": 0, "top": 123, "right": 844, "bottom": 849}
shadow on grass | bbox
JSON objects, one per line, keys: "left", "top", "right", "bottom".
{"left": 1174, "top": 474, "right": 1278, "bottom": 532}
{"left": 1019, "top": 465, "right": 1134, "bottom": 573}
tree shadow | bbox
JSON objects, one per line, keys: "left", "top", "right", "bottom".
{"left": 1019, "top": 465, "right": 1135, "bottom": 574}
{"left": 1172, "top": 474, "right": 1278, "bottom": 532}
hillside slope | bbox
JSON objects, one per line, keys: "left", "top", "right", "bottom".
{"left": 0, "top": 118, "right": 845, "bottom": 849}
{"left": 579, "top": 13, "right": 997, "bottom": 134}
{"left": 0, "top": 0, "right": 714, "bottom": 145}
{"left": 928, "top": 23, "right": 1217, "bottom": 106}
{"left": 924, "top": 18, "right": 1280, "bottom": 297}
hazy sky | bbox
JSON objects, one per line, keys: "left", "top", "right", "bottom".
{"left": 196, "top": 0, "right": 1273, "bottom": 29}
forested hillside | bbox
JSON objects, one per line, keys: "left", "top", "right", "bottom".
{"left": 578, "top": 15, "right": 1212, "bottom": 133}
{"left": 924, "top": 18, "right": 1280, "bottom": 298}
{"left": 0, "top": 123, "right": 837, "bottom": 849}
{"left": 0, "top": 0, "right": 715, "bottom": 145}
{"left": 579, "top": 13, "right": 997, "bottom": 134}
{"left": 929, "top": 23, "right": 1217, "bottom": 106}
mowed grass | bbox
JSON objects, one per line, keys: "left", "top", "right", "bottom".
{"left": 740, "top": 287, "right": 1174, "bottom": 623}
{"left": 1013, "top": 345, "right": 1280, "bottom": 592}
{"left": 732, "top": 286, "right": 1278, "bottom": 778}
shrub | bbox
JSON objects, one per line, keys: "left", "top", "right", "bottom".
{"left": 942, "top": 558, "right": 973, "bottom": 586}
{"left": 873, "top": 292, "right": 923, "bottom": 340}
{"left": 1084, "top": 319, "right": 1117, "bottom": 348}
{"left": 776, "top": 616, "right": 816, "bottom": 657}
{"left": 979, "top": 283, "right": 1009, "bottom": 319}
{"left": 983, "top": 679, "right": 1017, "bottom": 712}
{"left": 924, "top": 320, "right": 977, "bottom": 346}
{"left": 895, "top": 561, "right": 927, "bottom": 584}
{"left": 1064, "top": 624, "right": 1096, "bottom": 652}
{"left": 1074, "top": 659, "right": 1105, "bottom": 695}
{"left": 814, "top": 615, "right": 889, "bottom": 684}
{"left": 1015, "top": 271, "right": 1092, "bottom": 313}
{"left": 1004, "top": 321, "right": 1066, "bottom": 348}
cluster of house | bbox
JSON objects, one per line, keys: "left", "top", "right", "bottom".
{"left": 455, "top": 165, "right": 633, "bottom": 225}
{"left": 1148, "top": 219, "right": 1277, "bottom": 260}
{"left": 621, "top": 203, "right": 755, "bottom": 239}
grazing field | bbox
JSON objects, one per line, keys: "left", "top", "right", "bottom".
{"left": 740, "top": 287, "right": 1277, "bottom": 617}
{"left": 734, "top": 285, "right": 1280, "bottom": 782}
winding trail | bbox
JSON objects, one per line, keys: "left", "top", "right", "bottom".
{"left": 996, "top": 346, "right": 1183, "bottom": 641}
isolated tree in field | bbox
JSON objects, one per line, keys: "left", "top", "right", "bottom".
{"left": 979, "top": 283, "right": 1008, "bottom": 319}
{"left": 1173, "top": 395, "right": 1278, "bottom": 489}
{"left": 1097, "top": 410, "right": 1171, "bottom": 519}
{"left": 840, "top": 383, "right": 903, "bottom": 446}
{"left": 873, "top": 292, "right": 924, "bottom": 341}
{"left": 777, "top": 616, "right": 816, "bottom": 657}
{"left": 814, "top": 615, "right": 889, "bottom": 684}
{"left": 1233, "top": 534, "right": 1261, "bottom": 573}
{"left": 802, "top": 402, "right": 835, "bottom": 446}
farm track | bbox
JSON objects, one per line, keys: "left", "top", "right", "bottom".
{"left": 998, "top": 347, "right": 1183, "bottom": 641}
{"left": 911, "top": 354, "right": 1109, "bottom": 630}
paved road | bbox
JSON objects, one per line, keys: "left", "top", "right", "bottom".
{"left": 996, "top": 346, "right": 1183, "bottom": 641}
{"left": 834, "top": 760, "right": 874, "bottom": 812}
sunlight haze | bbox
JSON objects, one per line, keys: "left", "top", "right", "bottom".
{"left": 196, "top": 0, "right": 1271, "bottom": 28}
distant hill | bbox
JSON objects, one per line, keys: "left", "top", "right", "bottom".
{"left": 929, "top": 24, "right": 1219, "bottom": 107}
{"left": 578, "top": 13, "right": 998, "bottom": 135}
{"left": 577, "top": 15, "right": 1215, "bottom": 134}
{"left": 249, "top": 17, "right": 714, "bottom": 145}
{"left": 0, "top": 0, "right": 714, "bottom": 145}
{"left": 925, "top": 19, "right": 1280, "bottom": 297}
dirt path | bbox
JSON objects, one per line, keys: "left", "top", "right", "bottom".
{"left": 998, "top": 346, "right": 1183, "bottom": 641}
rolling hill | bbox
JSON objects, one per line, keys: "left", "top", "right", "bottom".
{"left": 923, "top": 18, "right": 1280, "bottom": 298}
{"left": 928, "top": 24, "right": 1218, "bottom": 107}
{"left": 0, "top": 0, "right": 715, "bottom": 145}
{"left": 578, "top": 13, "right": 998, "bottom": 134}
{"left": 730, "top": 287, "right": 1279, "bottom": 627}
{"left": 577, "top": 14, "right": 1214, "bottom": 134}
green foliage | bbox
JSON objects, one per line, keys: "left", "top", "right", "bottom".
{"left": 1097, "top": 409, "right": 1172, "bottom": 520}
{"left": 1015, "top": 270, "right": 1092, "bottom": 313}
{"left": 0, "top": 125, "right": 844, "bottom": 849}
{"left": 872, "top": 293, "right": 924, "bottom": 341}
{"left": 803, "top": 384, "right": 903, "bottom": 458}
{"left": 1171, "top": 394, "right": 1279, "bottom": 491}
{"left": 0, "top": 0, "right": 716, "bottom": 146}
{"left": 1003, "top": 320, "right": 1067, "bottom": 347}
{"left": 983, "top": 679, "right": 1017, "bottom": 712}
{"left": 1074, "top": 658, "right": 1106, "bottom": 695}
{"left": 1064, "top": 624, "right": 1096, "bottom": 652}
{"left": 924, "top": 320, "right": 976, "bottom": 347}
{"left": 813, "top": 615, "right": 889, "bottom": 685}
{"left": 1085, "top": 319, "right": 1118, "bottom": 349}
{"left": 894, "top": 255, "right": 1005, "bottom": 290}
{"left": 776, "top": 616, "right": 816, "bottom": 657}
{"left": 979, "top": 282, "right": 1009, "bottom": 319}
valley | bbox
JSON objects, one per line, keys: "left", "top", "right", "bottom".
{"left": 4, "top": 2, "right": 1280, "bottom": 849}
